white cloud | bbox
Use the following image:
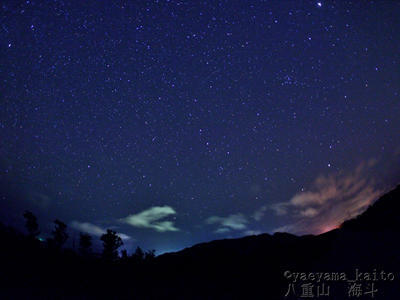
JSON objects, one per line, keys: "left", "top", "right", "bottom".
{"left": 121, "top": 206, "right": 179, "bottom": 232}
{"left": 71, "top": 221, "right": 104, "bottom": 236}
{"left": 252, "top": 202, "right": 288, "bottom": 222}
{"left": 270, "top": 202, "right": 289, "bottom": 216}
{"left": 214, "top": 227, "right": 231, "bottom": 234}
{"left": 244, "top": 230, "right": 262, "bottom": 236}
{"left": 299, "top": 207, "right": 319, "bottom": 218}
{"left": 116, "top": 233, "right": 132, "bottom": 240}
{"left": 206, "top": 213, "right": 248, "bottom": 233}
{"left": 272, "top": 224, "right": 295, "bottom": 233}
{"left": 253, "top": 205, "right": 268, "bottom": 221}
{"left": 71, "top": 221, "right": 131, "bottom": 240}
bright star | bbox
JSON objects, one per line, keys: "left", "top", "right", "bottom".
{"left": 317, "top": 2, "right": 322, "bottom": 7}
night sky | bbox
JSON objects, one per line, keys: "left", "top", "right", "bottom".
{"left": 1, "top": 0, "right": 400, "bottom": 254}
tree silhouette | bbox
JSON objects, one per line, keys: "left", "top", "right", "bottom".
{"left": 23, "top": 211, "right": 40, "bottom": 238}
{"left": 78, "top": 233, "right": 92, "bottom": 256}
{"left": 100, "top": 229, "right": 123, "bottom": 261}
{"left": 120, "top": 249, "right": 128, "bottom": 260}
{"left": 132, "top": 246, "right": 144, "bottom": 262}
{"left": 144, "top": 249, "right": 156, "bottom": 261}
{"left": 51, "top": 219, "right": 68, "bottom": 249}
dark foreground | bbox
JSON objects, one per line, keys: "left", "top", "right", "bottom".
{"left": 1, "top": 185, "right": 400, "bottom": 299}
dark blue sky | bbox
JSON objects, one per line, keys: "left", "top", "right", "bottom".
{"left": 1, "top": 0, "right": 399, "bottom": 254}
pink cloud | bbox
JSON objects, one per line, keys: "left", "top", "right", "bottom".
{"left": 272, "top": 159, "right": 384, "bottom": 235}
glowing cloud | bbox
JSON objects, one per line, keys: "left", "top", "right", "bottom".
{"left": 71, "top": 221, "right": 131, "bottom": 240}
{"left": 270, "top": 160, "right": 384, "bottom": 234}
{"left": 206, "top": 213, "right": 248, "bottom": 233}
{"left": 121, "top": 206, "right": 180, "bottom": 232}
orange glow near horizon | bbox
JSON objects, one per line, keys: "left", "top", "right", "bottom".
{"left": 319, "top": 224, "right": 339, "bottom": 234}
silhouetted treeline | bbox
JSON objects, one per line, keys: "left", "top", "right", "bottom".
{"left": 22, "top": 210, "right": 156, "bottom": 262}
{"left": 0, "top": 185, "right": 400, "bottom": 299}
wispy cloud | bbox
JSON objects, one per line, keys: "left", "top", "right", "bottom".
{"left": 71, "top": 221, "right": 131, "bottom": 240}
{"left": 270, "top": 202, "right": 289, "bottom": 216}
{"left": 270, "top": 160, "right": 384, "bottom": 234}
{"left": 299, "top": 207, "right": 319, "bottom": 217}
{"left": 214, "top": 227, "right": 231, "bottom": 234}
{"left": 244, "top": 230, "right": 262, "bottom": 236}
{"left": 253, "top": 205, "right": 268, "bottom": 221}
{"left": 121, "top": 206, "right": 179, "bottom": 232}
{"left": 206, "top": 213, "right": 248, "bottom": 233}
{"left": 253, "top": 202, "right": 288, "bottom": 221}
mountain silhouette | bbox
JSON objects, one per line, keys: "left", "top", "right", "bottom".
{"left": 341, "top": 184, "right": 400, "bottom": 231}
{"left": 154, "top": 184, "right": 400, "bottom": 299}
{"left": 0, "top": 184, "right": 399, "bottom": 299}
{"left": 160, "top": 184, "right": 400, "bottom": 261}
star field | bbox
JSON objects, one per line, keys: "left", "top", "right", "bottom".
{"left": 1, "top": 0, "right": 400, "bottom": 253}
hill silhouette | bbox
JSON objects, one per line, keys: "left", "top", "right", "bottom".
{"left": 152, "top": 185, "right": 400, "bottom": 298}
{"left": 341, "top": 184, "right": 400, "bottom": 231}
{"left": 0, "top": 185, "right": 399, "bottom": 299}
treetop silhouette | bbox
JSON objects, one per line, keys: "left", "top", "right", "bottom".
{"left": 100, "top": 229, "right": 123, "bottom": 261}
{"left": 23, "top": 210, "right": 40, "bottom": 238}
